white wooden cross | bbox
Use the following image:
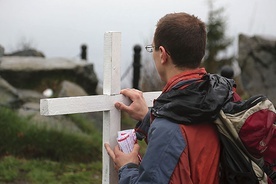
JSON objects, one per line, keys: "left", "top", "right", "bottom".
{"left": 40, "top": 32, "right": 161, "bottom": 184}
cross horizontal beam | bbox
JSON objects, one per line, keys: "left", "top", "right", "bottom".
{"left": 40, "top": 92, "right": 161, "bottom": 116}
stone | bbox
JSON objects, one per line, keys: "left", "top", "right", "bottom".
{"left": 238, "top": 34, "right": 276, "bottom": 104}
{"left": 17, "top": 89, "right": 45, "bottom": 103}
{"left": 0, "top": 76, "right": 22, "bottom": 108}
{"left": 57, "top": 80, "right": 88, "bottom": 97}
{"left": 0, "top": 56, "right": 98, "bottom": 95}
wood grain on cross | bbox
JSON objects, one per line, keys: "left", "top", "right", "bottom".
{"left": 40, "top": 32, "right": 161, "bottom": 184}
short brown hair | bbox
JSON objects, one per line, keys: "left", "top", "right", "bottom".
{"left": 154, "top": 12, "right": 206, "bottom": 69}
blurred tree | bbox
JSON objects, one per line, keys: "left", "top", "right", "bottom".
{"left": 5, "top": 36, "right": 45, "bottom": 57}
{"left": 203, "top": 0, "right": 234, "bottom": 74}
{"left": 16, "top": 36, "right": 37, "bottom": 51}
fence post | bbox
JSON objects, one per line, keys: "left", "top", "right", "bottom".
{"left": 81, "top": 44, "right": 87, "bottom": 61}
{"left": 133, "top": 44, "right": 141, "bottom": 89}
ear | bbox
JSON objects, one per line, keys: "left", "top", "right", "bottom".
{"left": 159, "top": 46, "right": 168, "bottom": 64}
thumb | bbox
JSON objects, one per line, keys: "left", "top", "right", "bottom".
{"left": 104, "top": 143, "right": 115, "bottom": 160}
{"left": 132, "top": 143, "right": 140, "bottom": 153}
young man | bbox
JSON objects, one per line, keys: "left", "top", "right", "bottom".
{"left": 105, "top": 12, "right": 240, "bottom": 183}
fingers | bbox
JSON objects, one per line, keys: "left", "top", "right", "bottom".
{"left": 120, "top": 88, "right": 143, "bottom": 101}
{"left": 105, "top": 143, "right": 141, "bottom": 170}
{"left": 115, "top": 102, "right": 129, "bottom": 112}
{"left": 115, "top": 88, "right": 141, "bottom": 112}
{"left": 133, "top": 143, "right": 140, "bottom": 154}
{"left": 114, "top": 145, "right": 122, "bottom": 155}
{"left": 104, "top": 143, "right": 115, "bottom": 161}
{"left": 115, "top": 88, "right": 148, "bottom": 121}
{"left": 105, "top": 144, "right": 120, "bottom": 171}
{"left": 133, "top": 144, "right": 142, "bottom": 163}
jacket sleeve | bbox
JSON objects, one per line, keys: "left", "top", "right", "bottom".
{"left": 135, "top": 111, "right": 151, "bottom": 143}
{"left": 119, "top": 117, "right": 187, "bottom": 184}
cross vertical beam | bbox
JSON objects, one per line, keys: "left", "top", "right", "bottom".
{"left": 102, "top": 32, "right": 121, "bottom": 184}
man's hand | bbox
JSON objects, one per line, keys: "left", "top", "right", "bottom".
{"left": 104, "top": 143, "right": 140, "bottom": 171}
{"left": 115, "top": 88, "right": 148, "bottom": 121}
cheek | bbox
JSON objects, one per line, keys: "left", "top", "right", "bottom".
{"left": 154, "top": 59, "right": 165, "bottom": 81}
{"left": 152, "top": 51, "right": 159, "bottom": 61}
{"left": 152, "top": 52, "right": 156, "bottom": 60}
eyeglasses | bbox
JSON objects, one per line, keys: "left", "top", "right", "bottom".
{"left": 145, "top": 45, "right": 156, "bottom": 53}
{"left": 145, "top": 45, "right": 171, "bottom": 56}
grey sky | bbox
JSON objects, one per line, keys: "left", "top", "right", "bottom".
{"left": 1, "top": 0, "right": 276, "bottom": 87}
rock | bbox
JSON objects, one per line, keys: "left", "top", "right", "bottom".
{"left": 0, "top": 56, "right": 98, "bottom": 95}
{"left": 57, "top": 80, "right": 88, "bottom": 97}
{"left": 0, "top": 57, "right": 101, "bottom": 135}
{"left": 17, "top": 89, "right": 45, "bottom": 103}
{"left": 0, "top": 76, "right": 22, "bottom": 108}
{"left": 238, "top": 34, "right": 276, "bottom": 104}
{"left": 17, "top": 104, "right": 83, "bottom": 134}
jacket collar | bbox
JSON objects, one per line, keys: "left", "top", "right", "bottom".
{"left": 162, "top": 68, "right": 207, "bottom": 93}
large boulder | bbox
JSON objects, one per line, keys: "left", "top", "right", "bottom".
{"left": 0, "top": 56, "right": 98, "bottom": 95}
{"left": 238, "top": 34, "right": 276, "bottom": 104}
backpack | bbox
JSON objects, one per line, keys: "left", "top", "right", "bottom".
{"left": 214, "top": 94, "right": 276, "bottom": 184}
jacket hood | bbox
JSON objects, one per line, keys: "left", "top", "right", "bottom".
{"left": 151, "top": 74, "right": 235, "bottom": 124}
